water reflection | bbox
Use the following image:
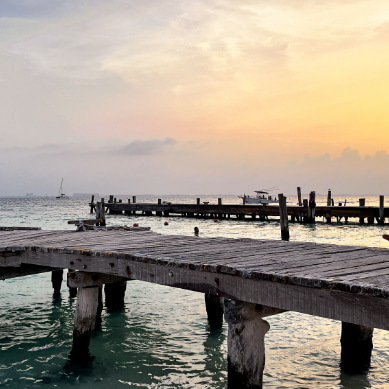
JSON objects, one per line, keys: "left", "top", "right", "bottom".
{"left": 203, "top": 327, "right": 227, "bottom": 387}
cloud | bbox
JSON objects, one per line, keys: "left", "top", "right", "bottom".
{"left": 117, "top": 137, "right": 177, "bottom": 156}
{"left": 287, "top": 148, "right": 389, "bottom": 194}
{"left": 1, "top": 138, "right": 178, "bottom": 160}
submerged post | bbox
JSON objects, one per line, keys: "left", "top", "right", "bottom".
{"left": 278, "top": 193, "right": 289, "bottom": 241}
{"left": 70, "top": 286, "right": 99, "bottom": 362}
{"left": 340, "top": 322, "right": 373, "bottom": 372}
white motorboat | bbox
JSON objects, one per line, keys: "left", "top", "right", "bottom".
{"left": 239, "top": 190, "right": 279, "bottom": 205}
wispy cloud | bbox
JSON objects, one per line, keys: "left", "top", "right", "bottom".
{"left": 117, "top": 137, "right": 177, "bottom": 156}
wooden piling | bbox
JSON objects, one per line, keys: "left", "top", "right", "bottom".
{"left": 278, "top": 194, "right": 289, "bottom": 241}
{"left": 224, "top": 300, "right": 282, "bottom": 388}
{"left": 378, "top": 195, "right": 385, "bottom": 225}
{"left": 340, "top": 322, "right": 373, "bottom": 372}
{"left": 95, "top": 286, "right": 103, "bottom": 330}
{"left": 132, "top": 196, "right": 136, "bottom": 204}
{"left": 327, "top": 189, "right": 332, "bottom": 206}
{"left": 51, "top": 269, "right": 63, "bottom": 296}
{"left": 89, "top": 195, "right": 95, "bottom": 213}
{"left": 95, "top": 201, "right": 106, "bottom": 227}
{"left": 297, "top": 187, "right": 302, "bottom": 206}
{"left": 104, "top": 281, "right": 127, "bottom": 311}
{"left": 359, "top": 198, "right": 365, "bottom": 224}
{"left": 70, "top": 286, "right": 99, "bottom": 362}
{"left": 205, "top": 294, "right": 224, "bottom": 330}
{"left": 308, "top": 191, "right": 316, "bottom": 223}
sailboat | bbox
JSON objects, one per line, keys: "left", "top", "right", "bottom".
{"left": 56, "top": 178, "right": 68, "bottom": 199}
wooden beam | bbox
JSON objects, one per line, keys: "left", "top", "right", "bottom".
{"left": 16, "top": 250, "right": 389, "bottom": 330}
{"left": 67, "top": 271, "right": 127, "bottom": 288}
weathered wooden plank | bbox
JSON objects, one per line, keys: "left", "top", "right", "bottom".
{"left": 67, "top": 271, "right": 127, "bottom": 288}
{"left": 2, "top": 229, "right": 389, "bottom": 331}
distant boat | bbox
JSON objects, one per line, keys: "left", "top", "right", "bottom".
{"left": 239, "top": 189, "right": 279, "bottom": 205}
{"left": 56, "top": 178, "right": 68, "bottom": 199}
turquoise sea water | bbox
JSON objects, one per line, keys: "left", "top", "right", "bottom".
{"left": 0, "top": 195, "right": 388, "bottom": 388}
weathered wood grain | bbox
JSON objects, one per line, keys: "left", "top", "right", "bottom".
{"left": 1, "top": 229, "right": 389, "bottom": 329}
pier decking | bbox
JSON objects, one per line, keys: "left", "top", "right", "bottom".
{"left": 1, "top": 228, "right": 389, "bottom": 387}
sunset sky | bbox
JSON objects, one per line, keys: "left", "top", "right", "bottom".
{"left": 1, "top": 0, "right": 389, "bottom": 196}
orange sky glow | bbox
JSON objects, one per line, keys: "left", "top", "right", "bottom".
{"left": 1, "top": 1, "right": 389, "bottom": 195}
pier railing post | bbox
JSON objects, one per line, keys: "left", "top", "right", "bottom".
{"left": 340, "top": 322, "right": 373, "bottom": 372}
{"left": 70, "top": 286, "right": 99, "bottom": 362}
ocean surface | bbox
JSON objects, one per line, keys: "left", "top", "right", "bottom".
{"left": 0, "top": 194, "right": 388, "bottom": 389}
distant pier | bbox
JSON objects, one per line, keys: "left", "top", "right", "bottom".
{"left": 90, "top": 192, "right": 388, "bottom": 225}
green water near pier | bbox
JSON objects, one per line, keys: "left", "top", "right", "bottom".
{"left": 0, "top": 195, "right": 388, "bottom": 388}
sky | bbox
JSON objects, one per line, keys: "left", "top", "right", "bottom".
{"left": 1, "top": 0, "right": 389, "bottom": 197}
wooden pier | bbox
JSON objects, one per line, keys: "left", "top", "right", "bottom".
{"left": 1, "top": 228, "right": 389, "bottom": 387}
{"left": 94, "top": 193, "right": 388, "bottom": 225}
